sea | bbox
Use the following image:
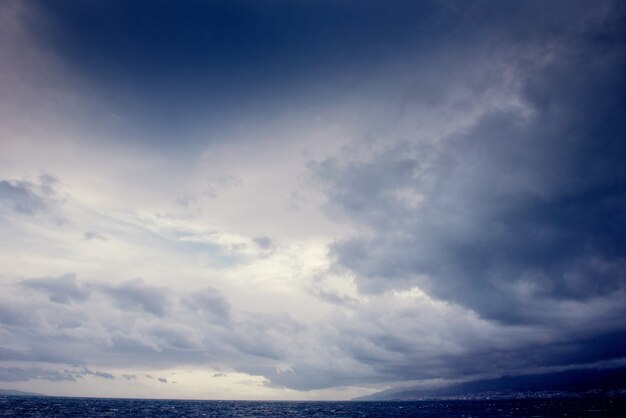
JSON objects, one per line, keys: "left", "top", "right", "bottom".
{"left": 1, "top": 396, "right": 625, "bottom": 417}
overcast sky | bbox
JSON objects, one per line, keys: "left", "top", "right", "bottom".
{"left": 1, "top": 0, "right": 625, "bottom": 400}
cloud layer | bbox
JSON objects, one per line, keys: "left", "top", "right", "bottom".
{"left": 0, "top": 0, "right": 624, "bottom": 400}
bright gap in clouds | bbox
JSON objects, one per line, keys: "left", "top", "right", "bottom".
{"left": 0, "top": 0, "right": 625, "bottom": 400}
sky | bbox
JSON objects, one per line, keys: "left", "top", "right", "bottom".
{"left": 0, "top": 0, "right": 625, "bottom": 400}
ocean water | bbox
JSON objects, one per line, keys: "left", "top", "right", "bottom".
{"left": 1, "top": 396, "right": 625, "bottom": 417}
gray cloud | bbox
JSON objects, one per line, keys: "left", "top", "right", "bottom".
{"left": 253, "top": 236, "right": 272, "bottom": 250}
{"left": 21, "top": 273, "right": 90, "bottom": 304}
{"left": 0, "top": 367, "right": 76, "bottom": 382}
{"left": 146, "top": 324, "right": 202, "bottom": 351}
{"left": 19, "top": 274, "right": 172, "bottom": 318}
{"left": 228, "top": 313, "right": 304, "bottom": 361}
{"left": 0, "top": 300, "right": 34, "bottom": 327}
{"left": 0, "top": 180, "right": 46, "bottom": 215}
{"left": 100, "top": 278, "right": 170, "bottom": 317}
{"left": 0, "top": 346, "right": 71, "bottom": 364}
{"left": 83, "top": 231, "right": 106, "bottom": 241}
{"left": 2, "top": 265, "right": 623, "bottom": 393}
{"left": 78, "top": 367, "right": 115, "bottom": 380}
{"left": 0, "top": 179, "right": 48, "bottom": 215}
{"left": 0, "top": 175, "right": 64, "bottom": 226}
{"left": 183, "top": 287, "right": 231, "bottom": 324}
{"left": 308, "top": 275, "right": 358, "bottom": 308}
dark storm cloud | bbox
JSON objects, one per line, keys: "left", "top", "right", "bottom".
{"left": 342, "top": 328, "right": 626, "bottom": 383}
{"left": 22, "top": 273, "right": 91, "bottom": 304}
{"left": 26, "top": 0, "right": 451, "bottom": 147}
{"left": 316, "top": 0, "right": 626, "bottom": 328}
{"left": 33, "top": 0, "right": 442, "bottom": 83}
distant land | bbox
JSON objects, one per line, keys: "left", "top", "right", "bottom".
{"left": 355, "top": 366, "right": 626, "bottom": 401}
{"left": 0, "top": 388, "right": 47, "bottom": 397}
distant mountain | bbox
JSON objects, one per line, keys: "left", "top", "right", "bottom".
{"left": 355, "top": 366, "right": 626, "bottom": 400}
{"left": 0, "top": 388, "right": 47, "bottom": 397}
